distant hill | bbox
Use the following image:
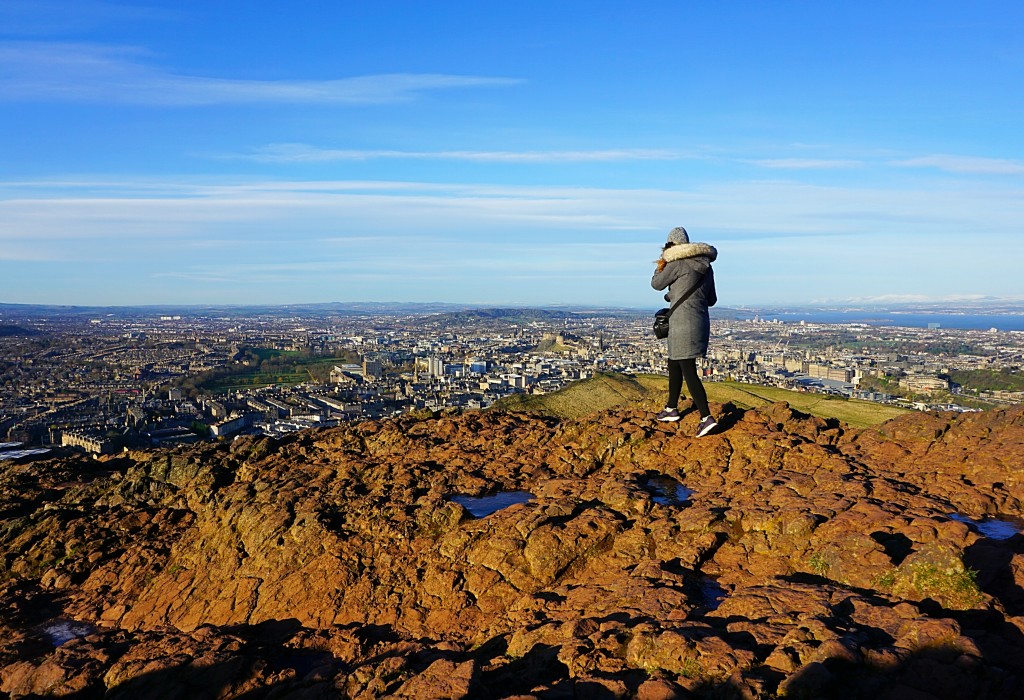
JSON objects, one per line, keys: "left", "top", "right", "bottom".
{"left": 0, "top": 302, "right": 649, "bottom": 321}
{"left": 0, "top": 325, "right": 41, "bottom": 337}
{"left": 419, "top": 308, "right": 573, "bottom": 326}
{"left": 496, "top": 372, "right": 910, "bottom": 427}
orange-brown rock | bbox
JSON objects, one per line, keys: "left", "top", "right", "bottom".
{"left": 1, "top": 402, "right": 1024, "bottom": 698}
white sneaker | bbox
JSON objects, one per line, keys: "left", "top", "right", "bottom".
{"left": 656, "top": 408, "right": 680, "bottom": 422}
{"left": 696, "top": 415, "right": 718, "bottom": 437}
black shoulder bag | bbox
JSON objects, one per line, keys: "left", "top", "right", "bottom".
{"left": 652, "top": 269, "right": 708, "bottom": 339}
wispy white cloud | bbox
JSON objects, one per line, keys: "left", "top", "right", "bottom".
{"left": 1, "top": 173, "right": 1020, "bottom": 309}
{"left": 0, "top": 241, "right": 70, "bottom": 262}
{"left": 147, "top": 240, "right": 654, "bottom": 289}
{"left": 3, "top": 177, "right": 1022, "bottom": 250}
{"left": 226, "top": 143, "right": 684, "bottom": 163}
{"left": 890, "top": 154, "right": 1024, "bottom": 175}
{"left": 745, "top": 158, "right": 863, "bottom": 169}
{"left": 4, "top": 175, "right": 1021, "bottom": 305}
{"left": 0, "top": 42, "right": 522, "bottom": 105}
{"left": 148, "top": 271, "right": 239, "bottom": 285}
{"left": 734, "top": 147, "right": 1024, "bottom": 176}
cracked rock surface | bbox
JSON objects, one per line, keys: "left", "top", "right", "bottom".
{"left": 2, "top": 402, "right": 1024, "bottom": 698}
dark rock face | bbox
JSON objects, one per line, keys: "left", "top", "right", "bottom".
{"left": 2, "top": 402, "right": 1024, "bottom": 698}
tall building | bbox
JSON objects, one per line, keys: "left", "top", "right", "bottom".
{"left": 427, "top": 356, "right": 445, "bottom": 378}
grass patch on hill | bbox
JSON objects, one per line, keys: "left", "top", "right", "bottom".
{"left": 950, "top": 368, "right": 1024, "bottom": 393}
{"left": 496, "top": 372, "right": 911, "bottom": 427}
{"left": 495, "top": 372, "right": 652, "bottom": 420}
{"left": 701, "top": 380, "right": 911, "bottom": 428}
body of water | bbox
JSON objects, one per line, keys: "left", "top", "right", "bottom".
{"left": 38, "top": 619, "right": 96, "bottom": 646}
{"left": 450, "top": 491, "right": 534, "bottom": 518}
{"left": 640, "top": 475, "right": 693, "bottom": 506}
{"left": 948, "top": 512, "right": 1023, "bottom": 540}
{"left": 750, "top": 311, "right": 1024, "bottom": 332}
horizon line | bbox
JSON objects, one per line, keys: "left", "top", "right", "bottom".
{"left": 4, "top": 300, "right": 1024, "bottom": 312}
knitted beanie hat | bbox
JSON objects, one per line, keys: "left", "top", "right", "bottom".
{"left": 667, "top": 227, "right": 689, "bottom": 244}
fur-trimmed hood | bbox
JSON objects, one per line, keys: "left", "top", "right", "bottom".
{"left": 660, "top": 242, "right": 718, "bottom": 263}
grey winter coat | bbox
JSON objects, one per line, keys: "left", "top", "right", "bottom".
{"left": 651, "top": 242, "right": 718, "bottom": 360}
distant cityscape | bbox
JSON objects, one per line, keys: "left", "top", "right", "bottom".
{"left": 1, "top": 304, "right": 1023, "bottom": 460}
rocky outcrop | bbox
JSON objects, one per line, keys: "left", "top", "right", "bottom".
{"left": 2, "top": 402, "right": 1024, "bottom": 698}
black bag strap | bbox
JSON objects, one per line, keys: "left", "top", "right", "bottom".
{"left": 664, "top": 268, "right": 709, "bottom": 319}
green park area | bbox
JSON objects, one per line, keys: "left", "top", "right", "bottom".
{"left": 172, "top": 347, "right": 360, "bottom": 395}
{"left": 949, "top": 368, "right": 1024, "bottom": 393}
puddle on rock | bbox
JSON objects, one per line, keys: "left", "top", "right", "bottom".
{"left": 450, "top": 491, "right": 534, "bottom": 518}
{"left": 640, "top": 475, "right": 693, "bottom": 506}
{"left": 698, "top": 577, "right": 727, "bottom": 610}
{"left": 39, "top": 619, "right": 97, "bottom": 646}
{"left": 948, "top": 513, "right": 1023, "bottom": 540}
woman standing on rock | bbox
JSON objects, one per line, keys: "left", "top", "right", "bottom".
{"left": 651, "top": 226, "right": 719, "bottom": 436}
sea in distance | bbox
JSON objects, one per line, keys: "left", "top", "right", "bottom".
{"left": 743, "top": 310, "right": 1024, "bottom": 332}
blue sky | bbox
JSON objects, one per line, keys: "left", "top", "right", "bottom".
{"left": 1, "top": 1, "right": 1022, "bottom": 309}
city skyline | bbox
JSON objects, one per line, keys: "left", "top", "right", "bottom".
{"left": 2, "top": 1, "right": 1023, "bottom": 307}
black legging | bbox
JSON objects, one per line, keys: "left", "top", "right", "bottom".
{"left": 667, "top": 358, "right": 710, "bottom": 418}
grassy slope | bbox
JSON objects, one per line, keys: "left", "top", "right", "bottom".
{"left": 496, "top": 372, "right": 911, "bottom": 427}
{"left": 497, "top": 373, "right": 652, "bottom": 420}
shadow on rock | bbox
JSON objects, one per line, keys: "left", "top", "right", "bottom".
{"left": 965, "top": 536, "right": 1024, "bottom": 616}
{"left": 477, "top": 642, "right": 572, "bottom": 699}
